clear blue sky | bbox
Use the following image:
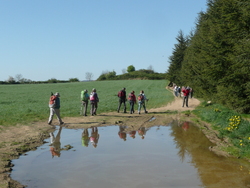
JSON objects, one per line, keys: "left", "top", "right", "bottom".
{"left": 0, "top": 0, "right": 207, "bottom": 81}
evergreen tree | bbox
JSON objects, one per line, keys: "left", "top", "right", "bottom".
{"left": 182, "top": 0, "right": 250, "bottom": 113}
{"left": 166, "top": 30, "right": 188, "bottom": 85}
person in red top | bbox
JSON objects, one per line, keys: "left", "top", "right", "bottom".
{"left": 182, "top": 86, "right": 190, "bottom": 107}
{"left": 128, "top": 91, "right": 136, "bottom": 114}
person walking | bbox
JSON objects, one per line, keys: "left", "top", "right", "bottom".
{"left": 182, "top": 87, "right": 190, "bottom": 107}
{"left": 174, "top": 85, "right": 178, "bottom": 97}
{"left": 90, "top": 88, "right": 99, "bottom": 116}
{"left": 49, "top": 125, "right": 63, "bottom": 158}
{"left": 117, "top": 87, "right": 127, "bottom": 113}
{"left": 48, "top": 92, "right": 64, "bottom": 125}
{"left": 90, "top": 127, "right": 100, "bottom": 148}
{"left": 189, "top": 87, "right": 193, "bottom": 98}
{"left": 80, "top": 89, "right": 89, "bottom": 116}
{"left": 137, "top": 90, "right": 148, "bottom": 114}
{"left": 82, "top": 128, "right": 90, "bottom": 147}
{"left": 177, "top": 86, "right": 181, "bottom": 97}
{"left": 128, "top": 91, "right": 136, "bottom": 114}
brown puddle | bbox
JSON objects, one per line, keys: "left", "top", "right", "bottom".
{"left": 10, "top": 120, "right": 250, "bottom": 188}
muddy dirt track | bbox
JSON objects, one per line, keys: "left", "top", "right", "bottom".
{"left": 0, "top": 94, "right": 231, "bottom": 188}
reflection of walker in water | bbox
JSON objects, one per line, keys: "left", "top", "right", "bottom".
{"left": 90, "top": 127, "right": 99, "bottom": 148}
{"left": 182, "top": 121, "right": 190, "bottom": 131}
{"left": 138, "top": 127, "right": 148, "bottom": 139}
{"left": 82, "top": 128, "right": 90, "bottom": 147}
{"left": 118, "top": 125, "right": 127, "bottom": 141}
{"left": 49, "top": 126, "right": 63, "bottom": 158}
{"left": 129, "top": 130, "right": 136, "bottom": 139}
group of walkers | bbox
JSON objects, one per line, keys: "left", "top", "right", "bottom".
{"left": 117, "top": 88, "right": 148, "bottom": 114}
{"left": 47, "top": 84, "right": 194, "bottom": 125}
{"left": 80, "top": 88, "right": 99, "bottom": 116}
{"left": 48, "top": 88, "right": 149, "bottom": 125}
{"left": 173, "top": 85, "right": 193, "bottom": 108}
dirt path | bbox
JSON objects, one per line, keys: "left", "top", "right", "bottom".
{"left": 0, "top": 94, "right": 206, "bottom": 188}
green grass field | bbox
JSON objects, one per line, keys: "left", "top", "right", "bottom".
{"left": 0, "top": 80, "right": 174, "bottom": 126}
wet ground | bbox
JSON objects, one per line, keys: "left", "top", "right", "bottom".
{"left": 10, "top": 120, "right": 250, "bottom": 188}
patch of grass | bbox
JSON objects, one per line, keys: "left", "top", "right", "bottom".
{"left": 0, "top": 142, "right": 7, "bottom": 148}
{"left": 193, "top": 101, "right": 250, "bottom": 159}
{"left": 0, "top": 80, "right": 174, "bottom": 126}
{"left": 10, "top": 142, "right": 21, "bottom": 146}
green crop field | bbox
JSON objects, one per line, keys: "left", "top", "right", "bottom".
{"left": 0, "top": 80, "right": 174, "bottom": 126}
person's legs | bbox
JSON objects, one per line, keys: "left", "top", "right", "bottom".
{"left": 138, "top": 102, "right": 142, "bottom": 114}
{"left": 48, "top": 108, "right": 55, "bottom": 124}
{"left": 131, "top": 102, "right": 134, "bottom": 113}
{"left": 54, "top": 108, "right": 63, "bottom": 124}
{"left": 93, "top": 102, "right": 98, "bottom": 115}
{"left": 122, "top": 100, "right": 127, "bottom": 113}
{"left": 186, "top": 96, "right": 189, "bottom": 107}
{"left": 117, "top": 99, "right": 122, "bottom": 113}
{"left": 143, "top": 103, "right": 147, "bottom": 113}
{"left": 130, "top": 101, "right": 133, "bottom": 114}
{"left": 82, "top": 101, "right": 88, "bottom": 116}
{"left": 182, "top": 97, "right": 186, "bottom": 107}
{"left": 85, "top": 101, "right": 88, "bottom": 116}
{"left": 90, "top": 102, "right": 94, "bottom": 115}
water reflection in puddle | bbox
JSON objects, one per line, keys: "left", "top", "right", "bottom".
{"left": 10, "top": 121, "right": 250, "bottom": 188}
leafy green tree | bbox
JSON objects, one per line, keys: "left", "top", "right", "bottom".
{"left": 127, "top": 65, "right": 135, "bottom": 73}
{"left": 69, "top": 78, "right": 79, "bottom": 82}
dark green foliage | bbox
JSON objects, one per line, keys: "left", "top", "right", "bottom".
{"left": 97, "top": 69, "right": 166, "bottom": 81}
{"left": 127, "top": 65, "right": 136, "bottom": 73}
{"left": 168, "top": 0, "right": 250, "bottom": 113}
{"left": 166, "top": 30, "right": 189, "bottom": 85}
{"left": 69, "top": 78, "right": 79, "bottom": 82}
{"left": 193, "top": 101, "right": 250, "bottom": 158}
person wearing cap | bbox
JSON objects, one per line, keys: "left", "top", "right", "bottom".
{"left": 48, "top": 92, "right": 64, "bottom": 125}
{"left": 89, "top": 88, "right": 99, "bottom": 116}
{"left": 80, "top": 89, "right": 90, "bottom": 116}
{"left": 117, "top": 87, "right": 127, "bottom": 113}
{"left": 128, "top": 91, "right": 136, "bottom": 114}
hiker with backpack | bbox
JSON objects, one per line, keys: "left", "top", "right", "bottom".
{"left": 48, "top": 92, "right": 64, "bottom": 125}
{"left": 80, "top": 89, "right": 90, "bottom": 116}
{"left": 128, "top": 90, "right": 136, "bottom": 114}
{"left": 138, "top": 90, "right": 148, "bottom": 114}
{"left": 90, "top": 88, "right": 99, "bottom": 116}
{"left": 182, "top": 87, "right": 190, "bottom": 107}
{"left": 117, "top": 87, "right": 127, "bottom": 113}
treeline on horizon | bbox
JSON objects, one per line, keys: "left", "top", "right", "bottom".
{"left": 96, "top": 69, "right": 166, "bottom": 81}
{"left": 0, "top": 69, "right": 166, "bottom": 85}
{"left": 166, "top": 0, "right": 250, "bottom": 113}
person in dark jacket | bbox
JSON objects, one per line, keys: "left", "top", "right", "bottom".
{"left": 117, "top": 87, "right": 127, "bottom": 113}
{"left": 128, "top": 91, "right": 136, "bottom": 114}
{"left": 90, "top": 88, "right": 99, "bottom": 116}
{"left": 182, "top": 87, "right": 190, "bottom": 107}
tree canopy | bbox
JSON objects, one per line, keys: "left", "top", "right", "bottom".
{"left": 167, "top": 0, "right": 250, "bottom": 113}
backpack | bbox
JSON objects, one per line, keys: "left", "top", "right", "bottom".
{"left": 128, "top": 94, "right": 133, "bottom": 101}
{"left": 178, "top": 87, "right": 181, "bottom": 93}
{"left": 118, "top": 90, "right": 125, "bottom": 98}
{"left": 81, "top": 91, "right": 88, "bottom": 101}
{"left": 90, "top": 93, "right": 96, "bottom": 101}
{"left": 49, "top": 94, "right": 57, "bottom": 108}
{"left": 138, "top": 94, "right": 144, "bottom": 101}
